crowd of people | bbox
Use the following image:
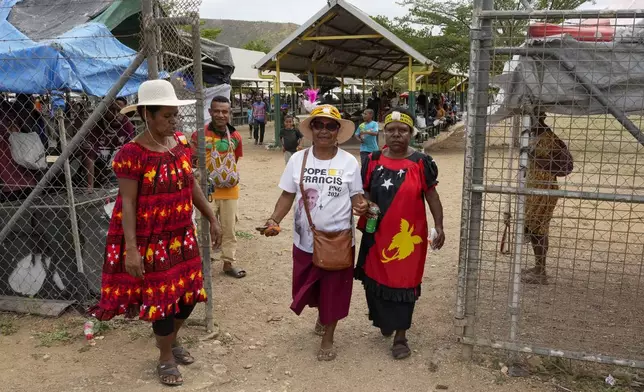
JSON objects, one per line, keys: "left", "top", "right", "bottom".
{"left": 1, "top": 79, "right": 571, "bottom": 387}
{"left": 85, "top": 80, "right": 448, "bottom": 386}
{"left": 416, "top": 89, "right": 461, "bottom": 127}
{"left": 0, "top": 93, "right": 138, "bottom": 202}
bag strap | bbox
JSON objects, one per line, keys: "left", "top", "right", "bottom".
{"left": 299, "top": 149, "right": 315, "bottom": 230}
{"left": 225, "top": 128, "right": 235, "bottom": 153}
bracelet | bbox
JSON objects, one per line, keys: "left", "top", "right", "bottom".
{"left": 268, "top": 217, "right": 280, "bottom": 225}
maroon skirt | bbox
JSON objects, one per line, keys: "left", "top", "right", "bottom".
{"left": 290, "top": 245, "right": 354, "bottom": 325}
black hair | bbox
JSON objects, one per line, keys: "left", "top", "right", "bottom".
{"left": 384, "top": 106, "right": 416, "bottom": 130}
{"left": 210, "top": 95, "right": 230, "bottom": 107}
{"left": 284, "top": 114, "right": 294, "bottom": 121}
{"left": 115, "top": 97, "right": 127, "bottom": 105}
{"left": 136, "top": 105, "right": 162, "bottom": 122}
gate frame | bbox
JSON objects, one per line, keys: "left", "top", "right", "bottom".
{"left": 457, "top": 0, "right": 644, "bottom": 368}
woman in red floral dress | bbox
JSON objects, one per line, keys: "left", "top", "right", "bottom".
{"left": 89, "top": 80, "right": 222, "bottom": 386}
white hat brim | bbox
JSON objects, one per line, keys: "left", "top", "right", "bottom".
{"left": 121, "top": 98, "right": 196, "bottom": 114}
{"left": 299, "top": 114, "right": 356, "bottom": 145}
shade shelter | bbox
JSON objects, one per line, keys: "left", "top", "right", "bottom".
{"left": 252, "top": 0, "right": 438, "bottom": 144}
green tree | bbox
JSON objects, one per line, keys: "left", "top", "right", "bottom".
{"left": 200, "top": 27, "right": 222, "bottom": 41}
{"left": 398, "top": 0, "right": 589, "bottom": 73}
{"left": 242, "top": 39, "right": 272, "bottom": 53}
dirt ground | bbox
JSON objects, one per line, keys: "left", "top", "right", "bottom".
{"left": 0, "top": 127, "right": 564, "bottom": 392}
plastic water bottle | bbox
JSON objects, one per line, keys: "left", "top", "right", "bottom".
{"left": 365, "top": 205, "right": 380, "bottom": 234}
{"left": 84, "top": 321, "right": 96, "bottom": 346}
{"left": 429, "top": 228, "right": 439, "bottom": 251}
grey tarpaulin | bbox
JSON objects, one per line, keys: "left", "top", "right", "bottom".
{"left": 490, "top": 24, "right": 644, "bottom": 123}
{"left": 8, "top": 0, "right": 110, "bottom": 40}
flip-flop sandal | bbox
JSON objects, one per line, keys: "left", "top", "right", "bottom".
{"left": 314, "top": 320, "right": 326, "bottom": 336}
{"left": 224, "top": 267, "right": 246, "bottom": 279}
{"left": 317, "top": 347, "right": 337, "bottom": 361}
{"left": 520, "top": 268, "right": 548, "bottom": 285}
{"left": 172, "top": 346, "right": 195, "bottom": 365}
{"left": 157, "top": 362, "right": 183, "bottom": 386}
{"left": 392, "top": 338, "right": 411, "bottom": 360}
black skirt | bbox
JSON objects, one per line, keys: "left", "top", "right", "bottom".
{"left": 365, "top": 289, "right": 416, "bottom": 332}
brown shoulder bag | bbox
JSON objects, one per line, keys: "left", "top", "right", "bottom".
{"left": 299, "top": 148, "right": 354, "bottom": 271}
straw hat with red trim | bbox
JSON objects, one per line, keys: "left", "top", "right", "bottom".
{"left": 299, "top": 105, "right": 356, "bottom": 144}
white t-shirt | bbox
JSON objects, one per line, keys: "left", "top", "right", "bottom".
{"left": 279, "top": 148, "right": 363, "bottom": 253}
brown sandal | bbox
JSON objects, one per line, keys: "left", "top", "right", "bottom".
{"left": 314, "top": 320, "right": 326, "bottom": 336}
{"left": 157, "top": 362, "right": 183, "bottom": 386}
{"left": 172, "top": 346, "right": 195, "bottom": 365}
{"left": 520, "top": 268, "right": 548, "bottom": 285}
{"left": 392, "top": 338, "right": 411, "bottom": 360}
{"left": 317, "top": 347, "right": 337, "bottom": 361}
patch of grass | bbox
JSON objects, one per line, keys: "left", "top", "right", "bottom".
{"left": 0, "top": 318, "right": 18, "bottom": 336}
{"left": 179, "top": 335, "right": 200, "bottom": 349}
{"left": 36, "top": 329, "right": 74, "bottom": 347}
{"left": 235, "top": 230, "right": 254, "bottom": 240}
{"left": 92, "top": 320, "right": 110, "bottom": 336}
{"left": 128, "top": 328, "right": 150, "bottom": 342}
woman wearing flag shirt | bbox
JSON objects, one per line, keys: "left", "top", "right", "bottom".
{"left": 355, "top": 107, "right": 445, "bottom": 360}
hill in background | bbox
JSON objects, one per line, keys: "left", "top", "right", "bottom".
{"left": 202, "top": 19, "right": 299, "bottom": 48}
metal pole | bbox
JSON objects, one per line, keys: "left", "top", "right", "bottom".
{"left": 142, "top": 0, "right": 159, "bottom": 79}
{"left": 0, "top": 51, "right": 146, "bottom": 245}
{"left": 509, "top": 115, "right": 530, "bottom": 343}
{"left": 239, "top": 85, "right": 243, "bottom": 126}
{"left": 291, "top": 84, "right": 296, "bottom": 114}
{"left": 340, "top": 75, "right": 345, "bottom": 112}
{"left": 56, "top": 109, "right": 83, "bottom": 274}
{"left": 153, "top": 1, "right": 164, "bottom": 73}
{"left": 407, "top": 57, "right": 416, "bottom": 115}
{"left": 457, "top": 0, "right": 494, "bottom": 360}
{"left": 274, "top": 55, "right": 282, "bottom": 147}
{"left": 479, "top": 8, "right": 644, "bottom": 19}
{"left": 362, "top": 77, "right": 366, "bottom": 107}
{"left": 192, "top": 18, "right": 214, "bottom": 333}
{"left": 502, "top": 116, "right": 521, "bottom": 234}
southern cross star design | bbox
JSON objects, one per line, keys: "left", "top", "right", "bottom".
{"left": 377, "top": 165, "right": 384, "bottom": 171}
{"left": 397, "top": 169, "right": 406, "bottom": 177}
{"left": 381, "top": 178, "right": 394, "bottom": 190}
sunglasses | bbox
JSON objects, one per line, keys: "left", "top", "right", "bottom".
{"left": 311, "top": 119, "right": 340, "bottom": 132}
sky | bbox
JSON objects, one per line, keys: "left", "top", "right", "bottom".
{"left": 198, "top": 0, "right": 641, "bottom": 25}
{"left": 199, "top": 0, "right": 409, "bottom": 24}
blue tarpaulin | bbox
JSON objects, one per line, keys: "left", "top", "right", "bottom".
{"left": 0, "top": 0, "right": 149, "bottom": 96}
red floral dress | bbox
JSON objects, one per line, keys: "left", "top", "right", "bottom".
{"left": 89, "top": 132, "right": 206, "bottom": 322}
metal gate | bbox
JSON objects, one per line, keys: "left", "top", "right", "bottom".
{"left": 457, "top": 0, "right": 644, "bottom": 367}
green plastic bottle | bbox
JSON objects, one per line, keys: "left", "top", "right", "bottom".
{"left": 365, "top": 205, "right": 380, "bottom": 234}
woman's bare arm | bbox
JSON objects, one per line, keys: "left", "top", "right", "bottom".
{"left": 119, "top": 178, "right": 138, "bottom": 250}
{"left": 425, "top": 188, "right": 445, "bottom": 249}
{"left": 118, "top": 178, "right": 144, "bottom": 277}
{"left": 268, "top": 191, "right": 296, "bottom": 224}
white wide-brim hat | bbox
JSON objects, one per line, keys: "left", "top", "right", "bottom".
{"left": 121, "top": 79, "right": 196, "bottom": 114}
{"left": 299, "top": 104, "right": 356, "bottom": 144}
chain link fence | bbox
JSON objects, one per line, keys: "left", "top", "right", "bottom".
{"left": 457, "top": 0, "right": 644, "bottom": 367}
{"left": 0, "top": 0, "right": 214, "bottom": 331}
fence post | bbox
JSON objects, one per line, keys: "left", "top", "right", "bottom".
{"left": 457, "top": 0, "right": 494, "bottom": 360}
{"left": 508, "top": 115, "right": 531, "bottom": 342}
{"left": 191, "top": 15, "right": 214, "bottom": 334}
{"left": 56, "top": 109, "right": 83, "bottom": 274}
{"left": 142, "top": 0, "right": 159, "bottom": 79}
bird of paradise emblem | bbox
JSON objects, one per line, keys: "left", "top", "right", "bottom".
{"left": 381, "top": 219, "right": 422, "bottom": 263}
